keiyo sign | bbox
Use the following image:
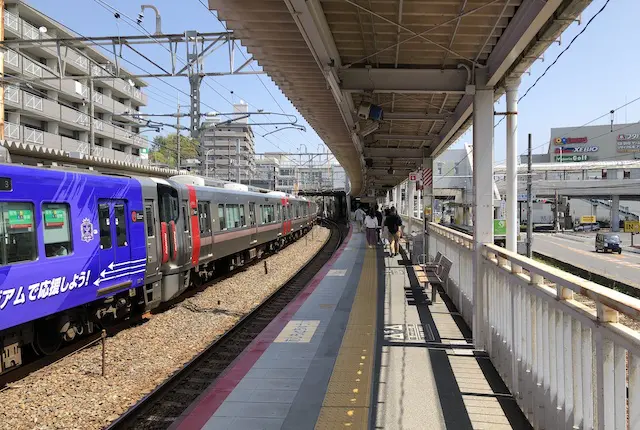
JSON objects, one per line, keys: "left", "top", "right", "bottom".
{"left": 554, "top": 146, "right": 598, "bottom": 153}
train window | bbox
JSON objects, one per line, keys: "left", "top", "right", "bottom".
{"left": 199, "top": 202, "right": 211, "bottom": 234}
{"left": 157, "top": 184, "right": 179, "bottom": 223}
{"left": 43, "top": 203, "right": 72, "bottom": 258}
{"left": 225, "top": 204, "right": 241, "bottom": 229}
{"left": 276, "top": 205, "right": 281, "bottom": 222}
{"left": 218, "top": 204, "right": 226, "bottom": 230}
{"left": 114, "top": 204, "right": 128, "bottom": 247}
{"left": 182, "top": 206, "right": 190, "bottom": 233}
{"left": 239, "top": 205, "right": 246, "bottom": 226}
{"left": 98, "top": 204, "right": 111, "bottom": 249}
{"left": 145, "top": 205, "right": 154, "bottom": 237}
{"left": 0, "top": 202, "right": 37, "bottom": 265}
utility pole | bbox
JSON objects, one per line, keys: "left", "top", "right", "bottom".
{"left": 176, "top": 95, "right": 181, "bottom": 169}
{"left": 89, "top": 71, "right": 95, "bottom": 156}
{"left": 554, "top": 189, "right": 560, "bottom": 232}
{"left": 526, "top": 133, "right": 533, "bottom": 258}
{"left": 1, "top": 0, "right": 5, "bottom": 141}
{"left": 236, "top": 137, "right": 240, "bottom": 183}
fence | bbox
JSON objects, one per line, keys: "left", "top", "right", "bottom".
{"left": 427, "top": 222, "right": 640, "bottom": 429}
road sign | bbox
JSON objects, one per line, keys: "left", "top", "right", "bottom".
{"left": 493, "top": 219, "right": 506, "bottom": 236}
{"left": 624, "top": 220, "right": 640, "bottom": 233}
{"left": 140, "top": 148, "right": 149, "bottom": 160}
{"left": 580, "top": 215, "right": 596, "bottom": 224}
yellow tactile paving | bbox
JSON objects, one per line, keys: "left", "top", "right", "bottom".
{"left": 315, "top": 247, "right": 377, "bottom": 430}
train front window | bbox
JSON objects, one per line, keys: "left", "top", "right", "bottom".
{"left": 0, "top": 202, "right": 37, "bottom": 265}
{"left": 43, "top": 203, "right": 72, "bottom": 258}
{"left": 157, "top": 184, "right": 179, "bottom": 223}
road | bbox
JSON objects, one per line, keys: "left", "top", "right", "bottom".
{"left": 532, "top": 233, "right": 640, "bottom": 288}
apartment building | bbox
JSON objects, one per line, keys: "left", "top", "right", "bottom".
{"left": 201, "top": 102, "right": 256, "bottom": 181}
{"left": 2, "top": 0, "right": 149, "bottom": 164}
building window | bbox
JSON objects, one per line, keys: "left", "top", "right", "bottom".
{"left": 437, "top": 162, "right": 443, "bottom": 175}
{"left": 43, "top": 203, "right": 72, "bottom": 258}
{"left": 0, "top": 202, "right": 37, "bottom": 265}
{"left": 624, "top": 170, "right": 631, "bottom": 179}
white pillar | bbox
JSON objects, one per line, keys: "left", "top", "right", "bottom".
{"left": 505, "top": 79, "right": 519, "bottom": 252}
{"left": 472, "top": 81, "right": 494, "bottom": 351}
{"left": 611, "top": 195, "right": 620, "bottom": 232}
{"left": 408, "top": 177, "right": 415, "bottom": 219}
{"left": 423, "top": 157, "right": 434, "bottom": 259}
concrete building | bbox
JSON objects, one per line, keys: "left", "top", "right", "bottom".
{"left": 3, "top": 0, "right": 149, "bottom": 164}
{"left": 253, "top": 156, "right": 280, "bottom": 190}
{"left": 201, "top": 102, "right": 256, "bottom": 181}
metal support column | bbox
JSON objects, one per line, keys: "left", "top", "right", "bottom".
{"left": 472, "top": 81, "right": 494, "bottom": 351}
{"left": 89, "top": 77, "right": 95, "bottom": 156}
{"left": 236, "top": 137, "right": 241, "bottom": 183}
{"left": 505, "top": 80, "right": 519, "bottom": 252}
{"left": 408, "top": 176, "right": 415, "bottom": 219}
{"left": 189, "top": 74, "right": 203, "bottom": 164}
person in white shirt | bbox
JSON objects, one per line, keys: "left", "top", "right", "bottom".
{"left": 354, "top": 207, "right": 366, "bottom": 232}
{"left": 364, "top": 208, "right": 379, "bottom": 248}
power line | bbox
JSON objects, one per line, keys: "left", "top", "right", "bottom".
{"left": 494, "top": 0, "right": 611, "bottom": 129}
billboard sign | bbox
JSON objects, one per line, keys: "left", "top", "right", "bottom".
{"left": 617, "top": 133, "right": 640, "bottom": 141}
{"left": 554, "top": 137, "right": 588, "bottom": 145}
{"left": 616, "top": 140, "right": 640, "bottom": 153}
{"left": 554, "top": 154, "right": 588, "bottom": 162}
{"left": 580, "top": 215, "right": 596, "bottom": 224}
{"left": 554, "top": 146, "right": 598, "bottom": 153}
{"left": 625, "top": 220, "right": 640, "bottom": 233}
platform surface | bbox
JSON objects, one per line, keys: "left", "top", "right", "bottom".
{"left": 172, "top": 224, "right": 531, "bottom": 430}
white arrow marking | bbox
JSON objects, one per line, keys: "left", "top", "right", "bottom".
{"left": 100, "top": 264, "right": 146, "bottom": 279}
{"left": 108, "top": 258, "right": 146, "bottom": 270}
{"left": 94, "top": 269, "right": 145, "bottom": 287}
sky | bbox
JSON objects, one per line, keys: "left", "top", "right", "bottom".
{"left": 26, "top": 0, "right": 639, "bottom": 165}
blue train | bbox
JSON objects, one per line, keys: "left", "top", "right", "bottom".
{"left": 0, "top": 164, "right": 317, "bottom": 374}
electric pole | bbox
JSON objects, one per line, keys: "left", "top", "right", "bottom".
{"left": 527, "top": 133, "right": 533, "bottom": 258}
{"left": 89, "top": 70, "right": 95, "bottom": 156}
{"left": 176, "top": 96, "right": 181, "bottom": 170}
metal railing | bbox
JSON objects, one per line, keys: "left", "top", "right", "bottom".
{"left": 24, "top": 93, "right": 43, "bottom": 111}
{"left": 4, "top": 10, "right": 19, "bottom": 32}
{"left": 5, "top": 49, "right": 19, "bottom": 68}
{"left": 4, "top": 85, "right": 20, "bottom": 104}
{"left": 427, "top": 222, "right": 640, "bottom": 430}
{"left": 24, "top": 59, "right": 43, "bottom": 77}
{"left": 22, "top": 20, "right": 40, "bottom": 40}
{"left": 4, "top": 122, "right": 20, "bottom": 140}
{"left": 24, "top": 126, "right": 43, "bottom": 145}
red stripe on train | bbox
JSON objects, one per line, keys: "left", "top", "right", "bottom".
{"left": 186, "top": 185, "right": 201, "bottom": 266}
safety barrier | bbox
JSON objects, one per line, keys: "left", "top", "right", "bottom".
{"left": 427, "top": 222, "right": 640, "bottom": 429}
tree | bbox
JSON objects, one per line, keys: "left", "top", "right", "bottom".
{"left": 149, "top": 133, "right": 200, "bottom": 167}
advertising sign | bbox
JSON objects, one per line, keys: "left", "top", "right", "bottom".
{"left": 7, "top": 209, "right": 33, "bottom": 229}
{"left": 616, "top": 140, "right": 640, "bottom": 153}
{"left": 44, "top": 208, "right": 66, "bottom": 228}
{"left": 580, "top": 215, "right": 596, "bottom": 224}
{"left": 493, "top": 219, "right": 506, "bottom": 236}
{"left": 625, "top": 220, "right": 640, "bottom": 234}
{"left": 554, "top": 154, "right": 588, "bottom": 162}
{"left": 554, "top": 146, "right": 598, "bottom": 153}
{"left": 140, "top": 148, "right": 149, "bottom": 160}
{"left": 554, "top": 137, "right": 588, "bottom": 145}
{"left": 617, "top": 133, "right": 640, "bottom": 141}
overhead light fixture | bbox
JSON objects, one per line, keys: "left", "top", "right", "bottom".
{"left": 38, "top": 26, "right": 48, "bottom": 34}
{"left": 127, "top": 78, "right": 135, "bottom": 87}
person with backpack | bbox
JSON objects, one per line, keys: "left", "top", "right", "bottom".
{"left": 374, "top": 205, "right": 383, "bottom": 244}
{"left": 384, "top": 206, "right": 403, "bottom": 256}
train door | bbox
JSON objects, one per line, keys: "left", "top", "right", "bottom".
{"left": 249, "top": 202, "right": 257, "bottom": 244}
{"left": 144, "top": 200, "right": 160, "bottom": 275}
{"left": 97, "top": 199, "right": 134, "bottom": 289}
{"left": 181, "top": 199, "right": 192, "bottom": 261}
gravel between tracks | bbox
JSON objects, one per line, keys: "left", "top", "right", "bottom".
{"left": 0, "top": 226, "right": 330, "bottom": 430}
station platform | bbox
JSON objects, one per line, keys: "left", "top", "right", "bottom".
{"left": 171, "top": 224, "right": 532, "bottom": 430}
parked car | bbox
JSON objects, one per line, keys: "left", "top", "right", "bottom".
{"left": 574, "top": 222, "right": 600, "bottom": 232}
{"left": 596, "top": 233, "right": 622, "bottom": 254}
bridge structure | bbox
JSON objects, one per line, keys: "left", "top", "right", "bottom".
{"left": 203, "top": 1, "right": 640, "bottom": 428}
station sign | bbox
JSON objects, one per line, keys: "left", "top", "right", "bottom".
{"left": 409, "top": 172, "right": 417, "bottom": 181}
{"left": 493, "top": 219, "right": 506, "bottom": 236}
{"left": 554, "top": 146, "right": 598, "bottom": 153}
{"left": 554, "top": 137, "right": 588, "bottom": 145}
{"left": 554, "top": 154, "right": 588, "bottom": 162}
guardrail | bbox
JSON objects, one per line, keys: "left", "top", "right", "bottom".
{"left": 427, "top": 221, "right": 640, "bottom": 429}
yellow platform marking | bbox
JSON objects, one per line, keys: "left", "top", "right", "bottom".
{"left": 315, "top": 248, "right": 377, "bottom": 430}
{"left": 274, "top": 320, "right": 320, "bottom": 343}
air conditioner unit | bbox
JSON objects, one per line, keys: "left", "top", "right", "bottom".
{"left": 357, "top": 102, "right": 383, "bottom": 121}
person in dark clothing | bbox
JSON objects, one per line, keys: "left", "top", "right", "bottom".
{"left": 374, "top": 205, "right": 383, "bottom": 244}
{"left": 384, "top": 207, "right": 403, "bottom": 256}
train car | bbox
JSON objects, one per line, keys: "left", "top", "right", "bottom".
{"left": 0, "top": 167, "right": 317, "bottom": 374}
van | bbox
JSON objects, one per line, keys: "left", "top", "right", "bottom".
{"left": 596, "top": 233, "right": 622, "bottom": 254}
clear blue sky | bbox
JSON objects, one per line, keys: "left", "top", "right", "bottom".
{"left": 28, "top": 0, "right": 637, "bottom": 164}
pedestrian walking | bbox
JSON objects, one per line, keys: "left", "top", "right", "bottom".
{"left": 364, "top": 209, "right": 379, "bottom": 248}
{"left": 374, "top": 205, "right": 383, "bottom": 244}
{"left": 384, "top": 207, "right": 403, "bottom": 256}
{"left": 381, "top": 208, "right": 390, "bottom": 246}
{"left": 354, "top": 206, "right": 366, "bottom": 232}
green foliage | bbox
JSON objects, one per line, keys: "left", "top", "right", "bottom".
{"left": 149, "top": 133, "right": 200, "bottom": 167}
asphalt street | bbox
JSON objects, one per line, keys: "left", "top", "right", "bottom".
{"left": 532, "top": 233, "right": 640, "bottom": 288}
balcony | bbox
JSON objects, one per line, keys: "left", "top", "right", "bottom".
{"left": 60, "top": 105, "right": 89, "bottom": 130}
{"left": 3, "top": 10, "right": 19, "bottom": 37}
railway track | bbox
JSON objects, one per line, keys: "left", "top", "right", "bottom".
{"left": 106, "top": 219, "right": 346, "bottom": 430}
{"left": 0, "top": 223, "right": 329, "bottom": 390}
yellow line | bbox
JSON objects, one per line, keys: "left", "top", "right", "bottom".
{"left": 315, "top": 248, "right": 377, "bottom": 430}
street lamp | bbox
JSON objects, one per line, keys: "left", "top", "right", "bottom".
{"left": 205, "top": 148, "right": 216, "bottom": 177}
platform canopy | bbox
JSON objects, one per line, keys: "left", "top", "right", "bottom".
{"left": 209, "top": 0, "right": 591, "bottom": 195}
